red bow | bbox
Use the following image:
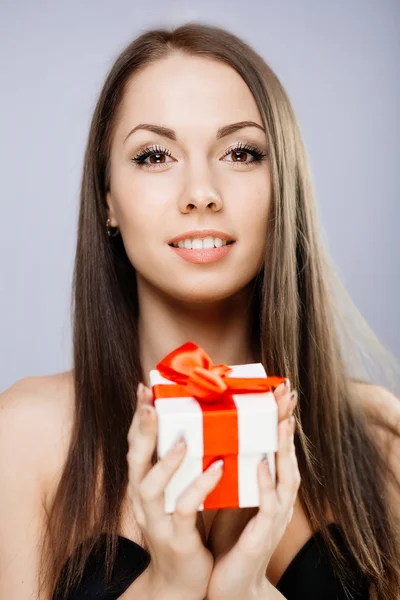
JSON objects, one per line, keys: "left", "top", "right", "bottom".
{"left": 154, "top": 341, "right": 284, "bottom": 404}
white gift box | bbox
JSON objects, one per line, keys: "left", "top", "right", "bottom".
{"left": 150, "top": 362, "right": 278, "bottom": 513}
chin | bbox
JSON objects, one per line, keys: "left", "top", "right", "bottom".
{"left": 135, "top": 257, "right": 259, "bottom": 305}
{"left": 162, "top": 278, "right": 254, "bottom": 306}
{"left": 173, "top": 290, "right": 235, "bottom": 305}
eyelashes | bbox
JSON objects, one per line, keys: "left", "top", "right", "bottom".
{"left": 131, "top": 144, "right": 173, "bottom": 168}
{"left": 130, "top": 142, "right": 267, "bottom": 170}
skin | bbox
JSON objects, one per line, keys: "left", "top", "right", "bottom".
{"left": 107, "top": 52, "right": 301, "bottom": 600}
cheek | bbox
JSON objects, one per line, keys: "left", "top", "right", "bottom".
{"left": 118, "top": 203, "right": 149, "bottom": 247}
{"left": 113, "top": 191, "right": 169, "bottom": 270}
{"left": 113, "top": 174, "right": 169, "bottom": 239}
{"left": 239, "top": 191, "right": 270, "bottom": 239}
{"left": 112, "top": 157, "right": 171, "bottom": 214}
{"left": 231, "top": 169, "right": 271, "bottom": 221}
{"left": 240, "top": 195, "right": 270, "bottom": 269}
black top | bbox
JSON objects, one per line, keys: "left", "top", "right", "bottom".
{"left": 54, "top": 523, "right": 370, "bottom": 599}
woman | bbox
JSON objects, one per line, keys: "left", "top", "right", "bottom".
{"left": 1, "top": 22, "right": 399, "bottom": 600}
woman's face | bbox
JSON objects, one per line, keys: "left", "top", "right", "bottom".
{"left": 107, "top": 52, "right": 272, "bottom": 304}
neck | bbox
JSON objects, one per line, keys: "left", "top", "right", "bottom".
{"left": 137, "top": 277, "right": 260, "bottom": 387}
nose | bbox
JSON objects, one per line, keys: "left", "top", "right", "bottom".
{"left": 178, "top": 168, "right": 223, "bottom": 214}
{"left": 181, "top": 194, "right": 222, "bottom": 213}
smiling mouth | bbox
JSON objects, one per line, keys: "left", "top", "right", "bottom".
{"left": 168, "top": 239, "right": 235, "bottom": 264}
{"left": 168, "top": 238, "right": 235, "bottom": 250}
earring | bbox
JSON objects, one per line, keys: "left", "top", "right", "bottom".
{"left": 106, "top": 218, "right": 120, "bottom": 237}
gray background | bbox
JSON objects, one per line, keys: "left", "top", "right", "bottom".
{"left": 1, "top": 0, "right": 399, "bottom": 392}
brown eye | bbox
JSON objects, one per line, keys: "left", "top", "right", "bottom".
{"left": 148, "top": 153, "right": 166, "bottom": 164}
{"left": 131, "top": 145, "right": 173, "bottom": 168}
{"left": 222, "top": 143, "right": 267, "bottom": 167}
{"left": 231, "top": 150, "right": 248, "bottom": 162}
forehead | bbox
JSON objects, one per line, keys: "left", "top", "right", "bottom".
{"left": 117, "top": 52, "right": 263, "bottom": 136}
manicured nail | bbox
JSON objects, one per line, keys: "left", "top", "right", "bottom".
{"left": 290, "top": 390, "right": 298, "bottom": 406}
{"left": 276, "top": 378, "right": 291, "bottom": 395}
{"left": 262, "top": 457, "right": 271, "bottom": 477}
{"left": 137, "top": 382, "right": 144, "bottom": 396}
{"left": 172, "top": 435, "right": 187, "bottom": 453}
{"left": 208, "top": 459, "right": 224, "bottom": 473}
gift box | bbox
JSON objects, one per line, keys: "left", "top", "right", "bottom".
{"left": 149, "top": 342, "right": 285, "bottom": 513}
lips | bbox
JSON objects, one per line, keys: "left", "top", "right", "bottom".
{"left": 168, "top": 229, "right": 235, "bottom": 245}
{"left": 170, "top": 237, "right": 234, "bottom": 250}
{"left": 167, "top": 229, "right": 236, "bottom": 264}
{"left": 169, "top": 242, "right": 234, "bottom": 264}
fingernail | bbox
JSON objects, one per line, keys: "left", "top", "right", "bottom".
{"left": 208, "top": 459, "right": 224, "bottom": 473}
{"left": 261, "top": 455, "right": 271, "bottom": 475}
{"left": 137, "top": 382, "right": 144, "bottom": 396}
{"left": 276, "top": 378, "right": 290, "bottom": 394}
{"left": 172, "top": 435, "right": 187, "bottom": 452}
{"left": 290, "top": 390, "right": 298, "bottom": 406}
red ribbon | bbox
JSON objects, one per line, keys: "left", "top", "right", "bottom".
{"left": 152, "top": 342, "right": 285, "bottom": 509}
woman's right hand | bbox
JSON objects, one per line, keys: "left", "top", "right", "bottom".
{"left": 126, "top": 382, "right": 224, "bottom": 600}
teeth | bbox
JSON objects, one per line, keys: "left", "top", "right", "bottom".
{"left": 203, "top": 236, "right": 214, "bottom": 249}
{"left": 192, "top": 238, "right": 203, "bottom": 249}
{"left": 172, "top": 237, "right": 232, "bottom": 249}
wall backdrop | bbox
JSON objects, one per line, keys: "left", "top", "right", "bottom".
{"left": 1, "top": 0, "right": 399, "bottom": 391}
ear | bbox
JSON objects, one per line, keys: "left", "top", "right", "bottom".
{"left": 106, "top": 191, "right": 118, "bottom": 227}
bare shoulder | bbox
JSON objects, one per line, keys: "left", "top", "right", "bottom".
{"left": 0, "top": 371, "right": 75, "bottom": 598}
{"left": 349, "top": 379, "right": 400, "bottom": 432}
{"left": 0, "top": 371, "right": 75, "bottom": 497}
{"left": 349, "top": 379, "right": 400, "bottom": 515}
{"left": 349, "top": 380, "right": 400, "bottom": 465}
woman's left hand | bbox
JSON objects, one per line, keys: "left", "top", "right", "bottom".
{"left": 206, "top": 411, "right": 300, "bottom": 600}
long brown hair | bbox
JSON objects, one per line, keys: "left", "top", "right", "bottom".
{"left": 39, "top": 23, "right": 400, "bottom": 599}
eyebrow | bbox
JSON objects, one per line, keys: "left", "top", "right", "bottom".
{"left": 123, "top": 120, "right": 266, "bottom": 144}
